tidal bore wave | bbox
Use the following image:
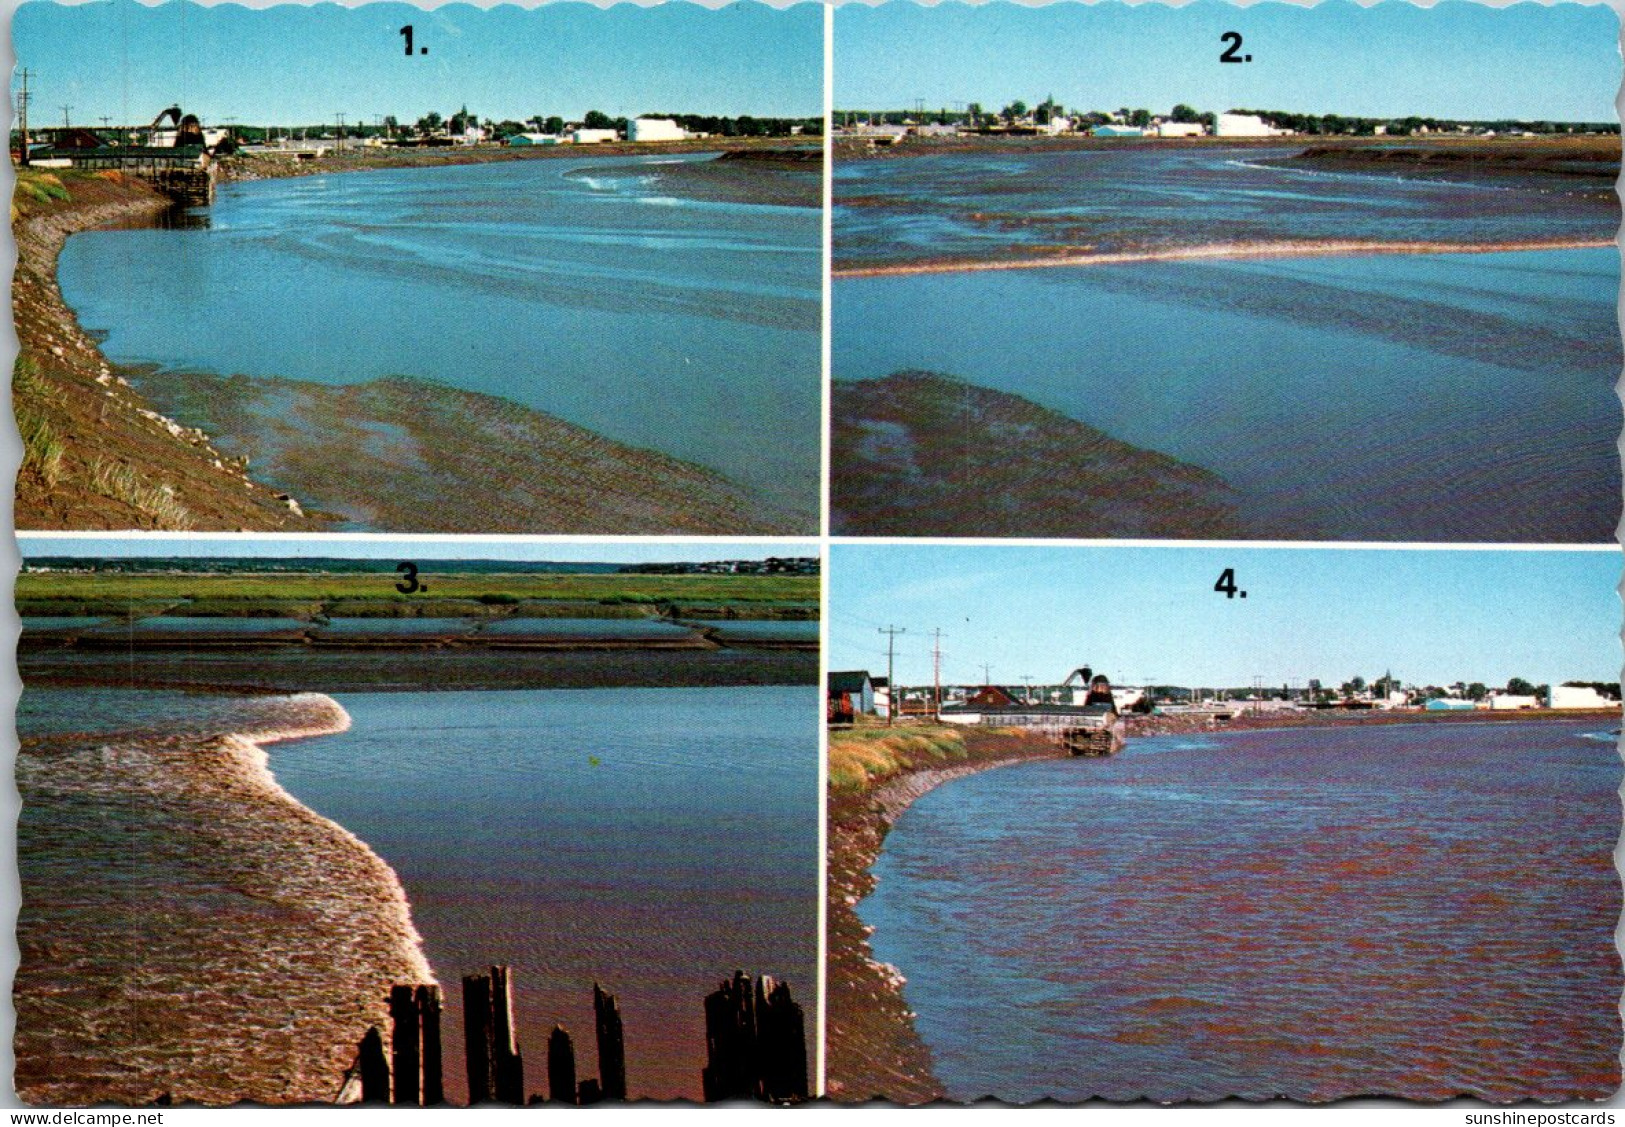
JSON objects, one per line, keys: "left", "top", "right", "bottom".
{"left": 834, "top": 236, "right": 1614, "bottom": 278}
{"left": 16, "top": 690, "right": 434, "bottom": 1106}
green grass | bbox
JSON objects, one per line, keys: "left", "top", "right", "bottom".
{"left": 14, "top": 355, "right": 50, "bottom": 398}
{"left": 828, "top": 726, "right": 970, "bottom": 795}
{"left": 15, "top": 170, "right": 71, "bottom": 207}
{"left": 322, "top": 597, "right": 510, "bottom": 619}
{"left": 175, "top": 598, "right": 328, "bottom": 619}
{"left": 17, "top": 406, "right": 65, "bottom": 486}
{"left": 18, "top": 570, "right": 819, "bottom": 620}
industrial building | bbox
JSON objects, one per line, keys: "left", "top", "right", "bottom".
{"left": 628, "top": 118, "right": 686, "bottom": 143}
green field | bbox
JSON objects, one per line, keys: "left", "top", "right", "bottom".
{"left": 17, "top": 570, "right": 819, "bottom": 620}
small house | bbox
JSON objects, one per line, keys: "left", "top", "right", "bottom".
{"left": 828, "top": 671, "right": 875, "bottom": 725}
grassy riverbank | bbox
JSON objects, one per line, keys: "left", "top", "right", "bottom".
{"left": 13, "top": 168, "right": 325, "bottom": 531}
{"left": 825, "top": 724, "right": 1066, "bottom": 1103}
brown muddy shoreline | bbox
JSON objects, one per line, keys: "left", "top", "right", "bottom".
{"left": 824, "top": 709, "right": 1619, "bottom": 1103}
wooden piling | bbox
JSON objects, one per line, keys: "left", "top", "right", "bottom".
{"left": 701, "top": 972, "right": 808, "bottom": 1104}
{"left": 547, "top": 1025, "right": 577, "bottom": 1105}
{"left": 462, "top": 973, "right": 494, "bottom": 1104}
{"left": 389, "top": 985, "right": 420, "bottom": 1106}
{"left": 702, "top": 971, "right": 756, "bottom": 1102}
{"left": 418, "top": 984, "right": 445, "bottom": 1106}
{"left": 490, "top": 965, "right": 525, "bottom": 1105}
{"left": 358, "top": 1027, "right": 390, "bottom": 1104}
{"left": 593, "top": 982, "right": 628, "bottom": 1101}
{"left": 755, "top": 976, "right": 809, "bottom": 1104}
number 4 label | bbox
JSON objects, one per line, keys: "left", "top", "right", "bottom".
{"left": 1215, "top": 569, "right": 1247, "bottom": 599}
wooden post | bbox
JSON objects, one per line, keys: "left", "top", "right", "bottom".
{"left": 547, "top": 1025, "right": 577, "bottom": 1106}
{"left": 462, "top": 973, "right": 494, "bottom": 1104}
{"left": 358, "top": 1027, "right": 390, "bottom": 1104}
{"left": 389, "top": 985, "right": 420, "bottom": 1106}
{"left": 701, "top": 971, "right": 757, "bottom": 1102}
{"left": 755, "top": 976, "right": 809, "bottom": 1104}
{"left": 418, "top": 984, "right": 444, "bottom": 1106}
{"left": 490, "top": 965, "right": 525, "bottom": 1105}
{"left": 593, "top": 982, "right": 628, "bottom": 1101}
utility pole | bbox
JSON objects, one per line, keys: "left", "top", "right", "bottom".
{"left": 59, "top": 104, "right": 70, "bottom": 130}
{"left": 1022, "top": 676, "right": 1034, "bottom": 705}
{"left": 17, "top": 68, "right": 31, "bottom": 166}
{"left": 981, "top": 663, "right": 993, "bottom": 689}
{"left": 879, "top": 627, "right": 905, "bottom": 727}
{"left": 931, "top": 628, "right": 945, "bottom": 720}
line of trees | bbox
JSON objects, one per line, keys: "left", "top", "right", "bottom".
{"left": 194, "top": 108, "right": 820, "bottom": 145}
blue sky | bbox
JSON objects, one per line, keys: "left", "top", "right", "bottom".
{"left": 835, "top": 1, "right": 1621, "bottom": 121}
{"left": 17, "top": 536, "right": 818, "bottom": 564}
{"left": 13, "top": 0, "right": 823, "bottom": 125}
{"left": 829, "top": 545, "right": 1621, "bottom": 689}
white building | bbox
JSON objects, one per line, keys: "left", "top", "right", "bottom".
{"left": 1155, "top": 121, "right": 1206, "bottom": 138}
{"left": 1550, "top": 684, "right": 1617, "bottom": 710}
{"left": 1215, "top": 113, "right": 1287, "bottom": 138}
{"left": 571, "top": 128, "right": 619, "bottom": 144}
{"left": 1488, "top": 693, "right": 1541, "bottom": 711}
{"left": 629, "top": 118, "right": 686, "bottom": 143}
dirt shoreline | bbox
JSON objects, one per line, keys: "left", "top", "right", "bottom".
{"left": 823, "top": 709, "right": 1619, "bottom": 1102}
{"left": 16, "top": 693, "right": 434, "bottom": 1105}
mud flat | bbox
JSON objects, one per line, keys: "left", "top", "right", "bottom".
{"left": 832, "top": 372, "right": 1241, "bottom": 538}
{"left": 146, "top": 371, "right": 810, "bottom": 535}
{"left": 1289, "top": 136, "right": 1620, "bottom": 180}
{"left": 12, "top": 170, "right": 321, "bottom": 531}
{"left": 568, "top": 148, "right": 821, "bottom": 209}
{"left": 825, "top": 727, "right": 1066, "bottom": 1104}
{"left": 15, "top": 693, "right": 432, "bottom": 1105}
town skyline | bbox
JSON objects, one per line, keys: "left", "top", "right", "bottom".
{"left": 836, "top": 0, "right": 1619, "bottom": 122}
